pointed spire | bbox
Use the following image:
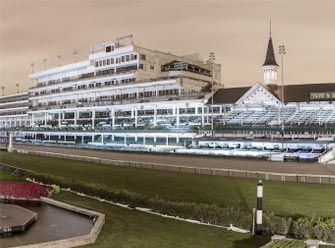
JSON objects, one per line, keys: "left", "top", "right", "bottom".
{"left": 262, "top": 20, "right": 278, "bottom": 67}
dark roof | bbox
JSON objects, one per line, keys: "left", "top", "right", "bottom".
{"left": 209, "top": 87, "right": 251, "bottom": 104}
{"left": 211, "top": 83, "right": 335, "bottom": 104}
{"left": 269, "top": 83, "right": 335, "bottom": 102}
{"left": 262, "top": 37, "right": 279, "bottom": 66}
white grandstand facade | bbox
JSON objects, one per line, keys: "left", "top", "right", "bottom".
{"left": 0, "top": 34, "right": 335, "bottom": 151}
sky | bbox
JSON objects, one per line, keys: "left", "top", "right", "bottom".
{"left": 1, "top": 0, "right": 334, "bottom": 95}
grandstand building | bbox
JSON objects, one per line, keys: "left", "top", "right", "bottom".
{"left": 0, "top": 92, "right": 30, "bottom": 128}
{"left": 209, "top": 32, "right": 335, "bottom": 137}
{"left": 0, "top": 33, "right": 334, "bottom": 156}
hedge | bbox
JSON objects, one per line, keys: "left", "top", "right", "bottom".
{"left": 28, "top": 172, "right": 335, "bottom": 242}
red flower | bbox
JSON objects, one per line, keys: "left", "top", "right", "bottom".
{"left": 0, "top": 182, "right": 50, "bottom": 200}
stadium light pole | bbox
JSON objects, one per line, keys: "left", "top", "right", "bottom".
{"left": 209, "top": 52, "right": 216, "bottom": 137}
{"left": 57, "top": 55, "right": 62, "bottom": 66}
{"left": 72, "top": 50, "right": 78, "bottom": 63}
{"left": 15, "top": 83, "right": 19, "bottom": 94}
{"left": 30, "top": 62, "right": 35, "bottom": 73}
{"left": 278, "top": 45, "right": 286, "bottom": 138}
{"left": 43, "top": 59, "right": 47, "bottom": 70}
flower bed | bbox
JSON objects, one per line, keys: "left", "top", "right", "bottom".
{"left": 0, "top": 182, "right": 50, "bottom": 200}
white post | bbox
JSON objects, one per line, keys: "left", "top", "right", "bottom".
{"left": 7, "top": 132, "right": 13, "bottom": 152}
{"left": 255, "top": 180, "right": 264, "bottom": 235}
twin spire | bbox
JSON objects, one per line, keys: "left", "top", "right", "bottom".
{"left": 262, "top": 20, "right": 279, "bottom": 67}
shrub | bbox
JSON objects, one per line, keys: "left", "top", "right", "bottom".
{"left": 28, "top": 171, "right": 335, "bottom": 243}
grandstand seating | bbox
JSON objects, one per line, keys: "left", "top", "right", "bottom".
{"left": 218, "top": 105, "right": 335, "bottom": 126}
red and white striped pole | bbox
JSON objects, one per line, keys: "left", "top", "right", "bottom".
{"left": 255, "top": 180, "right": 263, "bottom": 235}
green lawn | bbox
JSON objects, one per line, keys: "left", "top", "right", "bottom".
{"left": 1, "top": 151, "right": 335, "bottom": 218}
{"left": 0, "top": 168, "right": 269, "bottom": 248}
{"left": 264, "top": 240, "right": 335, "bottom": 248}
{"left": 0, "top": 168, "right": 24, "bottom": 181}
{"left": 54, "top": 191, "right": 269, "bottom": 248}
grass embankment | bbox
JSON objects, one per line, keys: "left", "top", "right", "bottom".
{"left": 0, "top": 168, "right": 268, "bottom": 248}
{"left": 0, "top": 168, "right": 24, "bottom": 181}
{"left": 1, "top": 151, "right": 334, "bottom": 218}
{"left": 264, "top": 240, "right": 335, "bottom": 248}
{"left": 56, "top": 191, "right": 269, "bottom": 248}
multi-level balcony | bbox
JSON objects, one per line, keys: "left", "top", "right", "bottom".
{"left": 32, "top": 64, "right": 138, "bottom": 89}
{"left": 31, "top": 92, "right": 204, "bottom": 111}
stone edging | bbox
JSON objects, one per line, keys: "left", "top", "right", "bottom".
{"left": 12, "top": 197, "right": 105, "bottom": 248}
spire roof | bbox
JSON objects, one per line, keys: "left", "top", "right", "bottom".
{"left": 262, "top": 36, "right": 279, "bottom": 67}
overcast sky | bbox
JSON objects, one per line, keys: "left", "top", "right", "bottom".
{"left": 1, "top": 0, "right": 334, "bottom": 95}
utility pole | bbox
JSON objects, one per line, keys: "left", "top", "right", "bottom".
{"left": 209, "top": 52, "right": 216, "bottom": 137}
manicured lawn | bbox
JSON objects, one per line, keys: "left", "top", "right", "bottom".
{"left": 0, "top": 168, "right": 24, "bottom": 181}
{"left": 54, "top": 191, "right": 269, "bottom": 248}
{"left": 264, "top": 240, "right": 335, "bottom": 248}
{"left": 1, "top": 151, "right": 335, "bottom": 218}
{"left": 263, "top": 239, "right": 305, "bottom": 248}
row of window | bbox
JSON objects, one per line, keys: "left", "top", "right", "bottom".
{"left": 95, "top": 54, "right": 138, "bottom": 67}
{"left": 34, "top": 89, "right": 180, "bottom": 108}
{"left": 0, "top": 111, "right": 27, "bottom": 116}
{"left": 33, "top": 78, "right": 136, "bottom": 96}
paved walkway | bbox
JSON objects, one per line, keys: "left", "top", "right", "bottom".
{"left": 8, "top": 144, "right": 335, "bottom": 176}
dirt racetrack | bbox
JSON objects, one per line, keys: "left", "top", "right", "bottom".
{"left": 6, "top": 144, "right": 335, "bottom": 176}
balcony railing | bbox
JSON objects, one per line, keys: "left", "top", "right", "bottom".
{"left": 32, "top": 65, "right": 138, "bottom": 89}
{"left": 30, "top": 93, "right": 204, "bottom": 111}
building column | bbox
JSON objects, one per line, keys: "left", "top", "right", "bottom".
{"left": 154, "top": 106, "right": 157, "bottom": 126}
{"left": 44, "top": 112, "right": 47, "bottom": 127}
{"left": 176, "top": 107, "right": 180, "bottom": 127}
{"left": 111, "top": 109, "right": 115, "bottom": 128}
{"left": 74, "top": 111, "right": 78, "bottom": 126}
{"left": 134, "top": 107, "right": 138, "bottom": 127}
{"left": 58, "top": 111, "right": 61, "bottom": 127}
{"left": 92, "top": 110, "right": 95, "bottom": 128}
{"left": 201, "top": 104, "right": 205, "bottom": 127}
{"left": 31, "top": 113, "right": 34, "bottom": 127}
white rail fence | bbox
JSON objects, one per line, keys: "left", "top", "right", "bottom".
{"left": 8, "top": 148, "right": 335, "bottom": 185}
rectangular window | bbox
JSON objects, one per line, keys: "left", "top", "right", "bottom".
{"left": 122, "top": 56, "right": 125, "bottom": 62}
{"left": 115, "top": 58, "right": 119, "bottom": 63}
{"left": 103, "top": 60, "right": 106, "bottom": 66}
{"left": 99, "top": 61, "right": 102, "bottom": 66}
{"left": 140, "top": 54, "right": 146, "bottom": 60}
{"left": 111, "top": 58, "right": 114, "bottom": 64}
{"left": 126, "top": 55, "right": 130, "bottom": 61}
{"left": 95, "top": 61, "right": 98, "bottom": 67}
{"left": 107, "top": 59, "right": 110, "bottom": 65}
{"left": 89, "top": 83, "right": 94, "bottom": 88}
{"left": 106, "top": 46, "right": 112, "bottom": 53}
{"left": 150, "top": 65, "right": 154, "bottom": 70}
{"left": 139, "top": 64, "right": 144, "bottom": 69}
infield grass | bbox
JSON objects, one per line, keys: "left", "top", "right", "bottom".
{"left": 1, "top": 151, "right": 335, "bottom": 218}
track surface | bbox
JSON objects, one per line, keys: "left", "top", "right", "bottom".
{"left": 5, "top": 144, "right": 335, "bottom": 176}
